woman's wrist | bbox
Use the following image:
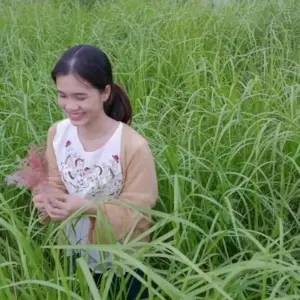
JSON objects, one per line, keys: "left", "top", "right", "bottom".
{"left": 83, "top": 203, "right": 99, "bottom": 216}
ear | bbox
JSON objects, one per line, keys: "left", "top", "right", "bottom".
{"left": 103, "top": 84, "right": 111, "bottom": 102}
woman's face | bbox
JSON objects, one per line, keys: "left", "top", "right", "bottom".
{"left": 56, "top": 73, "right": 110, "bottom": 127}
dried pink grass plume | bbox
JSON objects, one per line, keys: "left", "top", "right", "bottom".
{"left": 6, "top": 145, "right": 49, "bottom": 193}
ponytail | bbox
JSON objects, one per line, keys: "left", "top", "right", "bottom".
{"left": 104, "top": 83, "right": 132, "bottom": 125}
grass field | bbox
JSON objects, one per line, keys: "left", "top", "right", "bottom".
{"left": 2, "top": 0, "right": 300, "bottom": 298}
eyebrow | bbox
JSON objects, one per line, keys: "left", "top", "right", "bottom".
{"left": 57, "top": 90, "right": 88, "bottom": 96}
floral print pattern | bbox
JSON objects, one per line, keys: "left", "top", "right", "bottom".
{"left": 58, "top": 142, "right": 123, "bottom": 200}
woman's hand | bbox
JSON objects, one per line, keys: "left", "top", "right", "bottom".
{"left": 33, "top": 193, "right": 48, "bottom": 215}
{"left": 33, "top": 189, "right": 65, "bottom": 216}
{"left": 45, "top": 194, "right": 89, "bottom": 221}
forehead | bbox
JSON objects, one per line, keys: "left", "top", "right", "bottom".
{"left": 56, "top": 74, "right": 94, "bottom": 94}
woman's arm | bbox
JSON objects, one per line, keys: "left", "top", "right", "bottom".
{"left": 87, "top": 139, "right": 159, "bottom": 241}
{"left": 46, "top": 124, "right": 67, "bottom": 192}
{"left": 33, "top": 123, "right": 67, "bottom": 223}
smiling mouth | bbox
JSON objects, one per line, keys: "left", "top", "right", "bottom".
{"left": 67, "top": 112, "right": 85, "bottom": 121}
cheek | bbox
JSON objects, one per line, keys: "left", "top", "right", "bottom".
{"left": 58, "top": 97, "right": 80, "bottom": 111}
{"left": 57, "top": 95, "right": 70, "bottom": 107}
{"left": 57, "top": 97, "right": 68, "bottom": 110}
{"left": 57, "top": 97, "right": 65, "bottom": 108}
{"left": 84, "top": 98, "right": 103, "bottom": 112}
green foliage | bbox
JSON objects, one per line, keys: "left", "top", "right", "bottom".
{"left": 2, "top": 0, "right": 300, "bottom": 298}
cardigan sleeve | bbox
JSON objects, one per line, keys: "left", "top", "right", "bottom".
{"left": 45, "top": 124, "right": 67, "bottom": 192}
{"left": 98, "top": 139, "right": 159, "bottom": 241}
{"left": 37, "top": 123, "right": 67, "bottom": 223}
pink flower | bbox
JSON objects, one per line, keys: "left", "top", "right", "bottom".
{"left": 6, "top": 145, "right": 65, "bottom": 221}
{"left": 6, "top": 145, "right": 49, "bottom": 192}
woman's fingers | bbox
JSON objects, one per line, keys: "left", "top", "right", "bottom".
{"left": 33, "top": 195, "right": 43, "bottom": 204}
{"left": 51, "top": 192, "right": 68, "bottom": 202}
{"left": 45, "top": 201, "right": 66, "bottom": 220}
{"left": 33, "top": 193, "right": 68, "bottom": 219}
{"left": 48, "top": 208, "right": 65, "bottom": 218}
{"left": 50, "top": 198, "right": 66, "bottom": 209}
{"left": 33, "top": 195, "right": 46, "bottom": 213}
{"left": 33, "top": 192, "right": 65, "bottom": 203}
{"left": 33, "top": 192, "right": 69, "bottom": 221}
{"left": 35, "top": 202, "right": 44, "bottom": 209}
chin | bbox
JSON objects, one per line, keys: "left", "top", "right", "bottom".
{"left": 67, "top": 112, "right": 89, "bottom": 126}
{"left": 68, "top": 117, "right": 88, "bottom": 127}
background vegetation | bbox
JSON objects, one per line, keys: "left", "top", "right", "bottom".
{"left": 1, "top": 0, "right": 300, "bottom": 298}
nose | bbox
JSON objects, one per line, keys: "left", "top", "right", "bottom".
{"left": 64, "top": 100, "right": 80, "bottom": 112}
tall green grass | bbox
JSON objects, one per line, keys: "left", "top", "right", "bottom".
{"left": 2, "top": 0, "right": 300, "bottom": 298}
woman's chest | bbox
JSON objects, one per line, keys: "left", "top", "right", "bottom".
{"left": 57, "top": 145, "right": 123, "bottom": 200}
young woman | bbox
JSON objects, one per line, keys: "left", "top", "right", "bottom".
{"left": 33, "top": 44, "right": 158, "bottom": 299}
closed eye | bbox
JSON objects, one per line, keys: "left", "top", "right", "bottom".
{"left": 75, "top": 96, "right": 87, "bottom": 101}
{"left": 74, "top": 94, "right": 88, "bottom": 101}
{"left": 58, "top": 93, "right": 67, "bottom": 98}
{"left": 57, "top": 90, "right": 88, "bottom": 100}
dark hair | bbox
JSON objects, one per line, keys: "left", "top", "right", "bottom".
{"left": 51, "top": 44, "right": 132, "bottom": 124}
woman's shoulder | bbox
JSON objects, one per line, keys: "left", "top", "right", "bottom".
{"left": 121, "top": 123, "right": 150, "bottom": 151}
{"left": 47, "top": 119, "right": 71, "bottom": 139}
{"left": 120, "top": 122, "right": 154, "bottom": 170}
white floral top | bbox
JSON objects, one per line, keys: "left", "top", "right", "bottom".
{"left": 52, "top": 118, "right": 123, "bottom": 272}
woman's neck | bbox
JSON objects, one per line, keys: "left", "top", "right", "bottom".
{"left": 77, "top": 114, "right": 117, "bottom": 140}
